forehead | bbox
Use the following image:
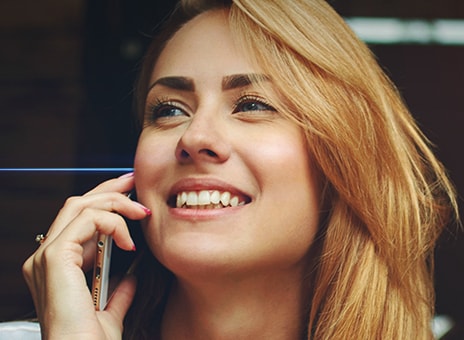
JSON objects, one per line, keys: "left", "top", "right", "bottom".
{"left": 150, "top": 9, "right": 259, "bottom": 84}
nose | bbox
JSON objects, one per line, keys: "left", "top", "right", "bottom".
{"left": 175, "top": 111, "right": 231, "bottom": 164}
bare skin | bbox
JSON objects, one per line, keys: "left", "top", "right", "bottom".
{"left": 135, "top": 9, "right": 319, "bottom": 340}
{"left": 22, "top": 175, "right": 149, "bottom": 339}
{"left": 23, "top": 9, "right": 320, "bottom": 340}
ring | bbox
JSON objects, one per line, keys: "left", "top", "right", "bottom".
{"left": 35, "top": 234, "right": 47, "bottom": 244}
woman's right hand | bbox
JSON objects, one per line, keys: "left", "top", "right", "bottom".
{"left": 22, "top": 173, "right": 151, "bottom": 339}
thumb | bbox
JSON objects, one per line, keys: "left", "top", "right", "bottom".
{"left": 105, "top": 274, "right": 137, "bottom": 323}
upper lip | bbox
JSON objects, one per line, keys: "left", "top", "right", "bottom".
{"left": 167, "top": 177, "right": 252, "bottom": 207}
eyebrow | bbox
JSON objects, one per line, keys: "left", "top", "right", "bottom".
{"left": 148, "top": 73, "right": 270, "bottom": 92}
{"left": 149, "top": 76, "right": 194, "bottom": 92}
{"left": 222, "top": 73, "right": 270, "bottom": 90}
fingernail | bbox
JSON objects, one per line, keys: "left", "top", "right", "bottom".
{"left": 119, "top": 172, "right": 134, "bottom": 179}
{"left": 131, "top": 244, "right": 137, "bottom": 252}
{"left": 133, "top": 201, "right": 152, "bottom": 216}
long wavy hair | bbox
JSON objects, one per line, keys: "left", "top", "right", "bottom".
{"left": 125, "top": 0, "right": 459, "bottom": 338}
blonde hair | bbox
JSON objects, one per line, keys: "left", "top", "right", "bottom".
{"left": 128, "top": 0, "right": 459, "bottom": 338}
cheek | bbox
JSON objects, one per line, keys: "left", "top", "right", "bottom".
{"left": 248, "top": 127, "right": 320, "bottom": 217}
{"left": 246, "top": 128, "right": 313, "bottom": 185}
{"left": 133, "top": 133, "right": 175, "bottom": 191}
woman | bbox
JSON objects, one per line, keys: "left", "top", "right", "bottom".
{"left": 22, "top": 0, "right": 458, "bottom": 339}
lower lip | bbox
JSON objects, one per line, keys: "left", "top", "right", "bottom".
{"left": 168, "top": 205, "right": 246, "bottom": 220}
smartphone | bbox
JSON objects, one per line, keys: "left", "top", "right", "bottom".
{"left": 91, "top": 191, "right": 136, "bottom": 311}
{"left": 91, "top": 233, "right": 113, "bottom": 311}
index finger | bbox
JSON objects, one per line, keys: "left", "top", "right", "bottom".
{"left": 84, "top": 172, "right": 135, "bottom": 197}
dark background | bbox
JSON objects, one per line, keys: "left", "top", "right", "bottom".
{"left": 1, "top": 0, "right": 463, "bottom": 336}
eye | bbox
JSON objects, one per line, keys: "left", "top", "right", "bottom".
{"left": 232, "top": 95, "right": 276, "bottom": 114}
{"left": 147, "top": 99, "right": 187, "bottom": 122}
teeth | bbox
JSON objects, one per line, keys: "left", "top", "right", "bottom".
{"left": 198, "top": 190, "right": 210, "bottom": 205}
{"left": 230, "top": 196, "right": 239, "bottom": 207}
{"left": 176, "top": 191, "right": 187, "bottom": 207}
{"left": 175, "top": 190, "right": 245, "bottom": 208}
{"left": 220, "top": 191, "right": 230, "bottom": 206}
{"left": 187, "top": 192, "right": 198, "bottom": 205}
{"left": 210, "top": 190, "right": 220, "bottom": 204}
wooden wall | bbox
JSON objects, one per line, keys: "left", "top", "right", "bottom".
{"left": 0, "top": 0, "right": 85, "bottom": 319}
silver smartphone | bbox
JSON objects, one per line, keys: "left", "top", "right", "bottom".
{"left": 91, "top": 192, "right": 134, "bottom": 311}
{"left": 91, "top": 232, "right": 113, "bottom": 311}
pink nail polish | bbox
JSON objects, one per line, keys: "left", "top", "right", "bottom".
{"left": 119, "top": 172, "right": 134, "bottom": 179}
{"left": 132, "top": 244, "right": 137, "bottom": 252}
{"left": 133, "top": 202, "right": 152, "bottom": 216}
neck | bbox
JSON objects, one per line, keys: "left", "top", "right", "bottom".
{"left": 161, "top": 269, "right": 309, "bottom": 340}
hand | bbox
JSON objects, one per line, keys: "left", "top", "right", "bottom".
{"left": 22, "top": 174, "right": 151, "bottom": 339}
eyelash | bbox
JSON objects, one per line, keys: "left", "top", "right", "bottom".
{"left": 145, "top": 93, "right": 276, "bottom": 124}
{"left": 146, "top": 97, "right": 186, "bottom": 123}
{"left": 232, "top": 94, "right": 276, "bottom": 114}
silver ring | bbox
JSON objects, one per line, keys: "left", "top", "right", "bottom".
{"left": 35, "top": 234, "right": 47, "bottom": 244}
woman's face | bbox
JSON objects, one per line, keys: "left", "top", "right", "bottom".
{"left": 134, "top": 9, "right": 321, "bottom": 278}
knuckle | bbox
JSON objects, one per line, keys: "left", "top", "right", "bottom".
{"left": 40, "top": 244, "right": 59, "bottom": 263}
{"left": 80, "top": 206, "right": 95, "bottom": 218}
{"left": 74, "top": 203, "right": 127, "bottom": 233}
{"left": 92, "top": 212, "right": 106, "bottom": 229}
{"left": 61, "top": 196, "right": 84, "bottom": 212}
{"left": 100, "top": 211, "right": 125, "bottom": 231}
{"left": 107, "top": 192, "right": 124, "bottom": 210}
{"left": 114, "top": 213, "right": 126, "bottom": 228}
{"left": 113, "top": 214, "right": 126, "bottom": 227}
{"left": 64, "top": 195, "right": 80, "bottom": 206}
{"left": 83, "top": 207, "right": 111, "bottom": 229}
{"left": 22, "top": 257, "right": 33, "bottom": 278}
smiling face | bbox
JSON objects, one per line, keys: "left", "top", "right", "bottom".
{"left": 134, "top": 9, "right": 321, "bottom": 279}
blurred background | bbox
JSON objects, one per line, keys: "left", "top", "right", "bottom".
{"left": 0, "top": 0, "right": 463, "bottom": 337}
